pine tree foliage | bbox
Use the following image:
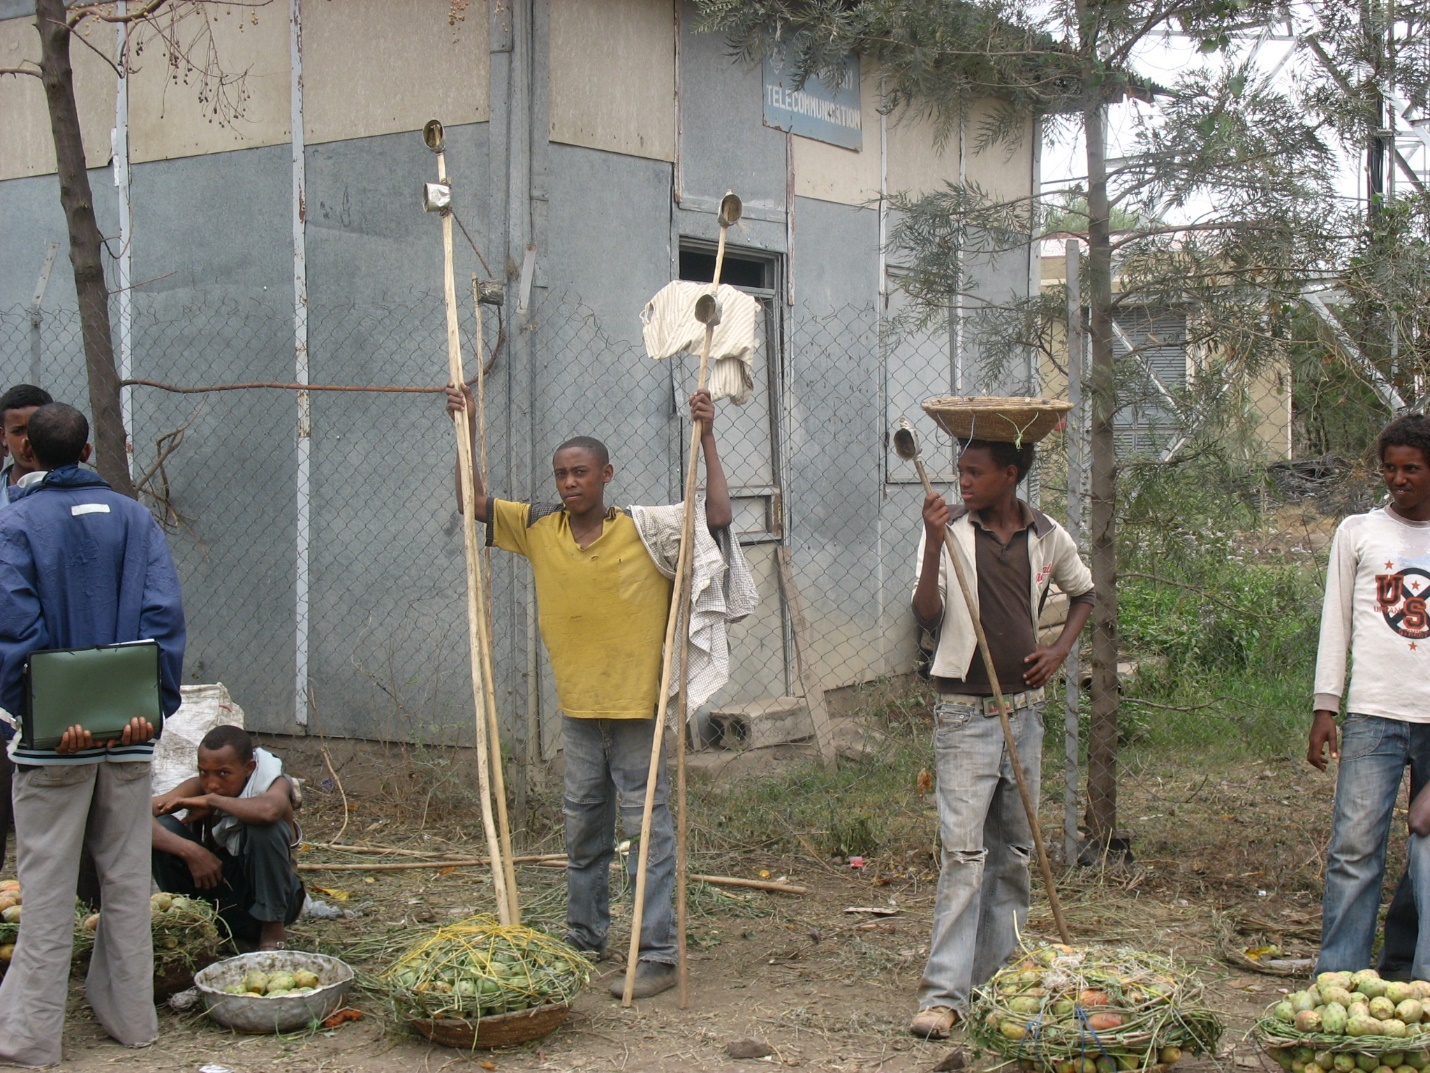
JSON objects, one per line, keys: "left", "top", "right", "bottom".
{"left": 698, "top": 0, "right": 1430, "bottom": 857}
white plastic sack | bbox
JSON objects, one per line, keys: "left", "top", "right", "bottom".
{"left": 150, "top": 682, "right": 246, "bottom": 795}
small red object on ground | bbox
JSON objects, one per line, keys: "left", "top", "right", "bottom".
{"left": 322, "top": 1007, "right": 364, "bottom": 1029}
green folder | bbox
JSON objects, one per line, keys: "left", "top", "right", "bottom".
{"left": 22, "top": 641, "right": 162, "bottom": 751}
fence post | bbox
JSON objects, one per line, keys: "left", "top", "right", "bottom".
{"left": 29, "top": 243, "right": 59, "bottom": 388}
{"left": 1063, "top": 238, "right": 1084, "bottom": 865}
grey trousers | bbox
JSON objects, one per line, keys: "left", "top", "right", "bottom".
{"left": 0, "top": 761, "right": 157, "bottom": 1067}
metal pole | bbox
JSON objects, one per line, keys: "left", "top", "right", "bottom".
{"left": 114, "top": 3, "right": 132, "bottom": 473}
{"left": 29, "top": 243, "right": 58, "bottom": 389}
{"left": 1063, "top": 239, "right": 1083, "bottom": 865}
{"left": 290, "top": 0, "right": 311, "bottom": 729}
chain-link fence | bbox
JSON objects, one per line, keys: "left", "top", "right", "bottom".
{"left": 0, "top": 278, "right": 1391, "bottom": 789}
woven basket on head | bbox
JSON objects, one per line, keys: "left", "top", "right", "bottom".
{"left": 921, "top": 396, "right": 1074, "bottom": 446}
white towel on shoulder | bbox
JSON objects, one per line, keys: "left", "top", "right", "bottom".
{"left": 630, "top": 500, "right": 758, "bottom": 718}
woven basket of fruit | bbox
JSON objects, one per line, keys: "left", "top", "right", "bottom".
{"left": 968, "top": 942, "right": 1223, "bottom": 1073}
{"left": 1256, "top": 970, "right": 1430, "bottom": 1072}
{"left": 0, "top": 879, "right": 20, "bottom": 974}
{"left": 409, "top": 1002, "right": 572, "bottom": 1049}
{"left": 383, "top": 916, "right": 590, "bottom": 1050}
{"left": 73, "top": 891, "right": 226, "bottom": 998}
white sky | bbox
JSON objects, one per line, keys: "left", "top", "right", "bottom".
{"left": 1036, "top": 15, "right": 1423, "bottom": 223}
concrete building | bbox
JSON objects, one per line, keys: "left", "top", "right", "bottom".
{"left": 1039, "top": 238, "right": 1292, "bottom": 463}
{"left": 0, "top": 1, "right": 1041, "bottom": 755}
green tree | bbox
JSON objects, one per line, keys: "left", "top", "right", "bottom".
{"left": 698, "top": 0, "right": 1429, "bottom": 858}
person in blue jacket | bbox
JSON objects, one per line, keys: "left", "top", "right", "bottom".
{"left": 0, "top": 403, "right": 185, "bottom": 1068}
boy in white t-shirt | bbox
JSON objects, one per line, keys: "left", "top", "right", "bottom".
{"left": 1311, "top": 414, "right": 1430, "bottom": 977}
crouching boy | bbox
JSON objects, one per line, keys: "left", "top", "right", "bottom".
{"left": 909, "top": 437, "right": 1095, "bottom": 1040}
{"left": 152, "top": 726, "right": 304, "bottom": 950}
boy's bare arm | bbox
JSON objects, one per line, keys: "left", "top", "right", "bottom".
{"left": 155, "top": 777, "right": 295, "bottom": 829}
{"left": 445, "top": 383, "right": 492, "bottom": 522}
{"left": 152, "top": 816, "right": 225, "bottom": 889}
{"left": 1022, "top": 599, "right": 1094, "bottom": 688}
{"left": 912, "top": 492, "right": 949, "bottom": 630}
{"left": 1410, "top": 783, "right": 1430, "bottom": 838}
{"left": 153, "top": 776, "right": 203, "bottom": 817}
{"left": 692, "top": 390, "right": 733, "bottom": 531}
{"left": 1308, "top": 710, "right": 1340, "bottom": 771}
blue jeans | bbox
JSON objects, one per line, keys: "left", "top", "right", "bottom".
{"left": 1318, "top": 714, "right": 1430, "bottom": 974}
{"left": 1407, "top": 833, "right": 1430, "bottom": 980}
{"left": 562, "top": 716, "right": 676, "bottom": 965}
{"left": 918, "top": 698, "right": 1043, "bottom": 1014}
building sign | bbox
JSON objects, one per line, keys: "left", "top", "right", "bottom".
{"left": 762, "top": 52, "right": 862, "bottom": 151}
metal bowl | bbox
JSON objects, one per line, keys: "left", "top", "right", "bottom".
{"left": 194, "top": 950, "right": 353, "bottom": 1034}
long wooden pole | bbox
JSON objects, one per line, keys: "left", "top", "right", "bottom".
{"left": 434, "top": 140, "right": 512, "bottom": 925}
{"left": 623, "top": 193, "right": 738, "bottom": 1005}
{"left": 622, "top": 305, "right": 712, "bottom": 1005}
{"left": 904, "top": 438, "right": 1071, "bottom": 946}
{"left": 674, "top": 588, "right": 692, "bottom": 1007}
{"left": 299, "top": 857, "right": 808, "bottom": 893}
{"left": 472, "top": 280, "right": 520, "bottom": 923}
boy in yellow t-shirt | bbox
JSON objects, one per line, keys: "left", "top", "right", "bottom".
{"left": 446, "top": 387, "right": 730, "bottom": 1000}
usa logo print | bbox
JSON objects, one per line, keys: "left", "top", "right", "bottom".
{"left": 1376, "top": 568, "right": 1430, "bottom": 639}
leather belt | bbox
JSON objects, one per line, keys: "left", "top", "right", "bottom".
{"left": 936, "top": 686, "right": 1046, "bottom": 716}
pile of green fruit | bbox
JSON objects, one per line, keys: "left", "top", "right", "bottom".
{"left": 384, "top": 917, "right": 591, "bottom": 1022}
{"left": 77, "top": 891, "right": 225, "bottom": 968}
{"left": 1258, "top": 971, "right": 1430, "bottom": 1071}
{"left": 223, "top": 967, "right": 325, "bottom": 998}
{"left": 969, "top": 943, "right": 1223, "bottom": 1073}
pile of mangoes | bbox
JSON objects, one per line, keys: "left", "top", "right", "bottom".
{"left": 972, "top": 943, "right": 1222, "bottom": 1073}
{"left": 1262, "top": 971, "right": 1430, "bottom": 1073}
{"left": 224, "top": 968, "right": 324, "bottom": 998}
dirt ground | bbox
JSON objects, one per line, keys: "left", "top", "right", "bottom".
{"left": 22, "top": 747, "right": 1372, "bottom": 1073}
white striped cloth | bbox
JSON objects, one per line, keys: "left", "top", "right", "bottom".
{"left": 630, "top": 499, "right": 759, "bottom": 718}
{"left": 640, "top": 281, "right": 758, "bottom": 405}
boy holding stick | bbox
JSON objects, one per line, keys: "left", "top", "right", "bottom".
{"left": 910, "top": 437, "right": 1094, "bottom": 1040}
{"left": 446, "top": 385, "right": 734, "bottom": 999}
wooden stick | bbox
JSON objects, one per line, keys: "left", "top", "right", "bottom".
{"left": 906, "top": 450, "right": 1072, "bottom": 946}
{"left": 299, "top": 853, "right": 565, "bottom": 873}
{"left": 435, "top": 143, "right": 512, "bottom": 926}
{"left": 624, "top": 195, "right": 735, "bottom": 1006}
{"left": 674, "top": 594, "right": 691, "bottom": 1008}
{"left": 776, "top": 547, "right": 837, "bottom": 770}
{"left": 688, "top": 873, "right": 807, "bottom": 895}
{"left": 299, "top": 856, "right": 807, "bottom": 895}
{"left": 536, "top": 861, "right": 807, "bottom": 895}
{"left": 471, "top": 277, "right": 520, "bottom": 923}
{"left": 623, "top": 323, "right": 709, "bottom": 1005}
{"left": 306, "top": 842, "right": 487, "bottom": 859}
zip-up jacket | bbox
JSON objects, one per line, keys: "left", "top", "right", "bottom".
{"left": 0, "top": 465, "right": 185, "bottom": 762}
{"left": 913, "top": 502, "right": 1094, "bottom": 681}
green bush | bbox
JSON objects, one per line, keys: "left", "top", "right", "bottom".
{"left": 1111, "top": 455, "right": 1326, "bottom": 760}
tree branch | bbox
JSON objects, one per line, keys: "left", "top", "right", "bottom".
{"left": 68, "top": 0, "right": 172, "bottom": 30}
{"left": 64, "top": 21, "right": 123, "bottom": 78}
{"left": 0, "top": 65, "right": 42, "bottom": 79}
